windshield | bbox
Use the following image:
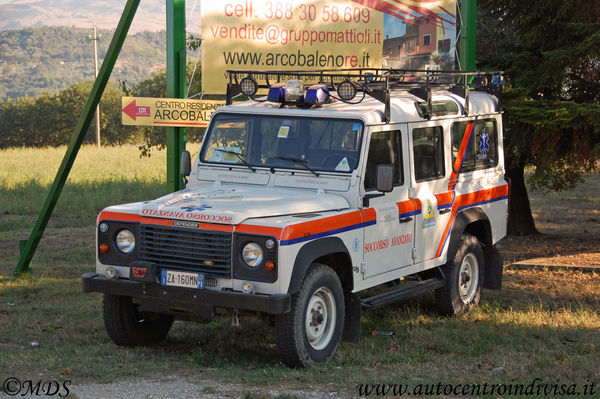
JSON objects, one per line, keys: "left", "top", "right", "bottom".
{"left": 201, "top": 113, "right": 363, "bottom": 174}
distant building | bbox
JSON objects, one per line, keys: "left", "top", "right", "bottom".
{"left": 383, "top": 19, "right": 452, "bottom": 70}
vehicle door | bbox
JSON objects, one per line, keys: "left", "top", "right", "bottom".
{"left": 361, "top": 125, "right": 416, "bottom": 279}
{"left": 409, "top": 121, "right": 453, "bottom": 263}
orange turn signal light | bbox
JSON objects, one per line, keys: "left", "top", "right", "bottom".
{"left": 99, "top": 243, "right": 109, "bottom": 253}
{"left": 265, "top": 261, "right": 275, "bottom": 271}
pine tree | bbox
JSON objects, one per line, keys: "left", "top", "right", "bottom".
{"left": 477, "top": 0, "right": 600, "bottom": 234}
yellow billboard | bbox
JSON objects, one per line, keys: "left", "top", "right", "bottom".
{"left": 201, "top": 0, "right": 384, "bottom": 93}
{"left": 121, "top": 97, "right": 225, "bottom": 127}
{"left": 201, "top": 0, "right": 457, "bottom": 94}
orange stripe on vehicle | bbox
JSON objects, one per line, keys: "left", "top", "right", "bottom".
{"left": 140, "top": 217, "right": 173, "bottom": 226}
{"left": 361, "top": 207, "right": 377, "bottom": 222}
{"left": 98, "top": 211, "right": 141, "bottom": 223}
{"left": 396, "top": 199, "right": 418, "bottom": 214}
{"left": 281, "top": 210, "right": 366, "bottom": 242}
{"left": 435, "top": 185, "right": 509, "bottom": 258}
{"left": 236, "top": 224, "right": 283, "bottom": 237}
{"left": 448, "top": 122, "right": 475, "bottom": 191}
{"left": 435, "top": 191, "right": 455, "bottom": 207}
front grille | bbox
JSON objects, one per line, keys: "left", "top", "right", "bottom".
{"left": 138, "top": 224, "right": 232, "bottom": 277}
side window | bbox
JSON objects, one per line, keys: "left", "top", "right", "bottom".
{"left": 412, "top": 126, "right": 445, "bottom": 182}
{"left": 452, "top": 119, "right": 498, "bottom": 172}
{"left": 364, "top": 130, "right": 403, "bottom": 191}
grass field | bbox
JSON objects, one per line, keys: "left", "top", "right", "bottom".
{"left": 0, "top": 146, "right": 598, "bottom": 398}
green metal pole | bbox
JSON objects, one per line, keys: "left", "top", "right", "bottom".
{"left": 166, "top": 0, "right": 187, "bottom": 192}
{"left": 459, "top": 0, "right": 477, "bottom": 70}
{"left": 14, "top": 0, "right": 140, "bottom": 276}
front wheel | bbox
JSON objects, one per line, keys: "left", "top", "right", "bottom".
{"left": 103, "top": 294, "right": 173, "bottom": 347}
{"left": 435, "top": 234, "right": 484, "bottom": 316}
{"left": 275, "top": 263, "right": 345, "bottom": 368}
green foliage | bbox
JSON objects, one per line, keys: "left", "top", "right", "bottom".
{"left": 132, "top": 60, "right": 208, "bottom": 158}
{"left": 0, "top": 61, "right": 206, "bottom": 148}
{"left": 0, "top": 26, "right": 166, "bottom": 101}
{"left": 478, "top": 0, "right": 600, "bottom": 192}
{"left": 0, "top": 80, "right": 144, "bottom": 147}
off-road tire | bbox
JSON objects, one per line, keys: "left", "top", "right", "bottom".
{"left": 275, "top": 263, "right": 345, "bottom": 368}
{"left": 435, "top": 234, "right": 484, "bottom": 316}
{"left": 103, "top": 294, "right": 173, "bottom": 347}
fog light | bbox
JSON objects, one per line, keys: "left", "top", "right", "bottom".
{"left": 99, "top": 243, "right": 109, "bottom": 253}
{"left": 265, "top": 239, "right": 275, "bottom": 249}
{"left": 242, "top": 282, "right": 255, "bottom": 294}
{"left": 105, "top": 267, "right": 118, "bottom": 280}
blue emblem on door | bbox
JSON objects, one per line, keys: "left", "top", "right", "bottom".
{"left": 479, "top": 130, "right": 489, "bottom": 157}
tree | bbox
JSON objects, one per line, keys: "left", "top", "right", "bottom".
{"left": 0, "top": 80, "right": 143, "bottom": 148}
{"left": 477, "top": 0, "right": 600, "bottom": 235}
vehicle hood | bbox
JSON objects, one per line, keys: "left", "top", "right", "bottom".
{"left": 140, "top": 185, "right": 349, "bottom": 225}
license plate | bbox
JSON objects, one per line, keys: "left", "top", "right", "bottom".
{"left": 160, "top": 270, "right": 204, "bottom": 289}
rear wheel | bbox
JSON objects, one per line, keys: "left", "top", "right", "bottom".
{"left": 435, "top": 234, "right": 484, "bottom": 316}
{"left": 275, "top": 263, "right": 345, "bottom": 368}
{"left": 103, "top": 294, "right": 173, "bottom": 346}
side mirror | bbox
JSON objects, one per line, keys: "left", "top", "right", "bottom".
{"left": 376, "top": 164, "right": 394, "bottom": 193}
{"left": 180, "top": 150, "right": 191, "bottom": 177}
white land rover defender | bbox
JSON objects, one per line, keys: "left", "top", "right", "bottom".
{"left": 83, "top": 69, "right": 508, "bottom": 368}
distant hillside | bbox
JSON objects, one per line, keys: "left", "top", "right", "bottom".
{"left": 0, "top": 26, "right": 168, "bottom": 100}
{"left": 0, "top": 0, "right": 201, "bottom": 34}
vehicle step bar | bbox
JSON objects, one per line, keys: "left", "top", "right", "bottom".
{"left": 361, "top": 277, "right": 446, "bottom": 310}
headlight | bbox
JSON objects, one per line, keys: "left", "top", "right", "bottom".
{"left": 116, "top": 229, "right": 135, "bottom": 254}
{"left": 242, "top": 242, "right": 263, "bottom": 267}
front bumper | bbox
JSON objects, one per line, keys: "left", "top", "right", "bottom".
{"left": 82, "top": 272, "right": 291, "bottom": 317}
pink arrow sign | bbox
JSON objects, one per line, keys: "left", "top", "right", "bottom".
{"left": 122, "top": 100, "right": 151, "bottom": 120}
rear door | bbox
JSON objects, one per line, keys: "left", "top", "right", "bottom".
{"left": 409, "top": 121, "right": 453, "bottom": 263}
{"left": 361, "top": 125, "right": 416, "bottom": 278}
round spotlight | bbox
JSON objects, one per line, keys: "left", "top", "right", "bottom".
{"left": 265, "top": 239, "right": 275, "bottom": 249}
{"left": 337, "top": 80, "right": 357, "bottom": 101}
{"left": 240, "top": 76, "right": 258, "bottom": 97}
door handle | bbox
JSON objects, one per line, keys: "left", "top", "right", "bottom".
{"left": 439, "top": 208, "right": 451, "bottom": 214}
{"left": 399, "top": 217, "right": 413, "bottom": 223}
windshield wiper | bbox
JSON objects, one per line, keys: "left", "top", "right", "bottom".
{"left": 213, "top": 149, "right": 256, "bottom": 172}
{"left": 274, "top": 156, "right": 319, "bottom": 177}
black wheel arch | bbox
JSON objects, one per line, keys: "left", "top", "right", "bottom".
{"left": 447, "top": 207, "right": 503, "bottom": 290}
{"left": 287, "top": 237, "right": 354, "bottom": 295}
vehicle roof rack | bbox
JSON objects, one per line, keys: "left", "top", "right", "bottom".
{"left": 226, "top": 69, "right": 503, "bottom": 122}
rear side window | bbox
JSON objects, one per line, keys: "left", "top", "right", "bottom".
{"left": 452, "top": 119, "right": 498, "bottom": 172}
{"left": 364, "top": 130, "right": 403, "bottom": 191}
{"left": 412, "top": 126, "right": 445, "bottom": 182}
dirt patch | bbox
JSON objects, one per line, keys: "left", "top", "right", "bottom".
{"left": 67, "top": 377, "right": 348, "bottom": 399}
{"left": 499, "top": 174, "right": 600, "bottom": 270}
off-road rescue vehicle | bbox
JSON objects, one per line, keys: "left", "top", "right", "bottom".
{"left": 83, "top": 69, "right": 508, "bottom": 367}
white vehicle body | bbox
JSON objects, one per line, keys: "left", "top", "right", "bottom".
{"left": 84, "top": 69, "right": 508, "bottom": 367}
